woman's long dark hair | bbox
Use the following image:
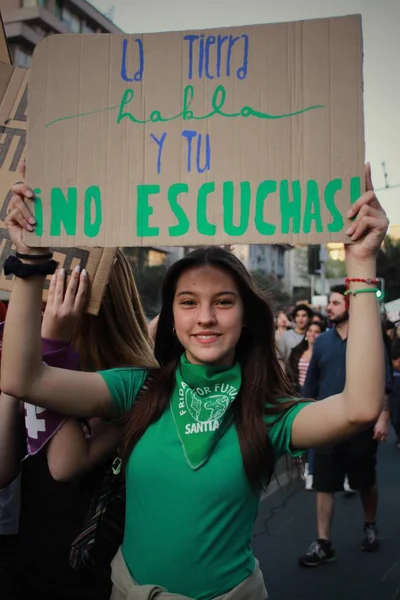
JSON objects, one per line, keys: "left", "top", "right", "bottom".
{"left": 287, "top": 321, "right": 324, "bottom": 394}
{"left": 122, "top": 247, "right": 298, "bottom": 493}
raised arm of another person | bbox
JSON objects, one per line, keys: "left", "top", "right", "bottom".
{"left": 291, "top": 164, "right": 389, "bottom": 449}
{"left": 40, "top": 269, "right": 120, "bottom": 479}
{"left": 1, "top": 169, "right": 114, "bottom": 420}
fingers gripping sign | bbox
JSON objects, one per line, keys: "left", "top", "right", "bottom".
{"left": 41, "top": 266, "right": 88, "bottom": 342}
{"left": 6, "top": 162, "right": 47, "bottom": 256}
{"left": 345, "top": 163, "right": 389, "bottom": 261}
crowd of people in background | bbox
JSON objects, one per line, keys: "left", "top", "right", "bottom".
{"left": 275, "top": 294, "right": 399, "bottom": 566}
{"left": 276, "top": 304, "right": 400, "bottom": 466}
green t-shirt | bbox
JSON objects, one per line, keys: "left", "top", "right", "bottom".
{"left": 99, "top": 367, "right": 308, "bottom": 600}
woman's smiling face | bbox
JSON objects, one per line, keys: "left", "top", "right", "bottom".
{"left": 173, "top": 265, "right": 244, "bottom": 367}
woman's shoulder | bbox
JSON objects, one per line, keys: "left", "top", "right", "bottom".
{"left": 97, "top": 366, "right": 158, "bottom": 413}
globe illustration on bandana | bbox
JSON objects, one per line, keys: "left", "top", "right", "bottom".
{"left": 184, "top": 386, "right": 230, "bottom": 423}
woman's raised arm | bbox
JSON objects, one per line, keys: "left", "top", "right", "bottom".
{"left": 292, "top": 164, "right": 389, "bottom": 449}
{"left": 1, "top": 175, "right": 113, "bottom": 420}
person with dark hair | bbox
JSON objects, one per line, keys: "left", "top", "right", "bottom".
{"left": 287, "top": 320, "right": 325, "bottom": 489}
{"left": 277, "top": 303, "right": 314, "bottom": 362}
{"left": 0, "top": 250, "right": 157, "bottom": 600}
{"left": 298, "top": 283, "right": 392, "bottom": 568}
{"left": 389, "top": 342, "right": 400, "bottom": 447}
{"left": 312, "top": 311, "right": 328, "bottom": 330}
{"left": 1, "top": 165, "right": 389, "bottom": 599}
{"left": 287, "top": 321, "right": 325, "bottom": 395}
{"left": 384, "top": 319, "right": 397, "bottom": 343}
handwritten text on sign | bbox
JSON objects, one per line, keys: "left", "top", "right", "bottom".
{"left": 26, "top": 17, "right": 364, "bottom": 246}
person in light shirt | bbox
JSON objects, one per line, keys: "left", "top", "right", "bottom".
{"left": 277, "top": 304, "right": 314, "bottom": 362}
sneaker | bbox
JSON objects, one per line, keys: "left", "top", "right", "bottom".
{"left": 361, "top": 523, "right": 379, "bottom": 552}
{"left": 343, "top": 476, "right": 356, "bottom": 494}
{"left": 298, "top": 540, "right": 336, "bottom": 567}
{"left": 305, "top": 474, "right": 313, "bottom": 491}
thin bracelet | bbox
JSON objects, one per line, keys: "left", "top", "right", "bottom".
{"left": 344, "top": 287, "right": 379, "bottom": 297}
{"left": 16, "top": 251, "right": 53, "bottom": 261}
{"left": 345, "top": 277, "right": 378, "bottom": 286}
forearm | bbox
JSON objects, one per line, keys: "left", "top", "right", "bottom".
{"left": 0, "top": 393, "right": 23, "bottom": 487}
{"left": 344, "top": 257, "right": 385, "bottom": 422}
{"left": 2, "top": 275, "right": 46, "bottom": 398}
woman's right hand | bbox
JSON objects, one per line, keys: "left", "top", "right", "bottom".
{"left": 41, "top": 267, "right": 88, "bottom": 342}
{"left": 6, "top": 162, "right": 50, "bottom": 256}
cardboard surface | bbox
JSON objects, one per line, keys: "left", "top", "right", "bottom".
{"left": 0, "top": 61, "right": 116, "bottom": 314}
{"left": 24, "top": 15, "right": 365, "bottom": 248}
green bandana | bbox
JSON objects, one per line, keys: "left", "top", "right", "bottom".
{"left": 170, "top": 354, "right": 242, "bottom": 470}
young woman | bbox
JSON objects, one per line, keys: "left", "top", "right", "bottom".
{"left": 0, "top": 249, "right": 157, "bottom": 600}
{"left": 287, "top": 320, "right": 324, "bottom": 490}
{"left": 274, "top": 311, "right": 290, "bottom": 342}
{"left": 1, "top": 164, "right": 388, "bottom": 600}
{"left": 287, "top": 321, "right": 325, "bottom": 395}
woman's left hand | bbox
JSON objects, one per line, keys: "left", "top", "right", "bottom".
{"left": 345, "top": 163, "right": 389, "bottom": 261}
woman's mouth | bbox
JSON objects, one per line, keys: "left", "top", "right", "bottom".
{"left": 192, "top": 333, "right": 221, "bottom": 344}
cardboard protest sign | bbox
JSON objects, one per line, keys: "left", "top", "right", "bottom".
{"left": 0, "top": 61, "right": 116, "bottom": 314}
{"left": 23, "top": 14, "right": 365, "bottom": 249}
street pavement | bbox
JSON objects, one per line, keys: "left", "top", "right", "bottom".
{"left": 253, "top": 434, "right": 400, "bottom": 599}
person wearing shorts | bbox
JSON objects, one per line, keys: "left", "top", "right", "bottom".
{"left": 298, "top": 285, "right": 391, "bottom": 568}
{"left": 313, "top": 427, "right": 377, "bottom": 493}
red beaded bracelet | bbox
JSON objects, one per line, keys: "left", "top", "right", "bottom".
{"left": 344, "top": 277, "right": 378, "bottom": 309}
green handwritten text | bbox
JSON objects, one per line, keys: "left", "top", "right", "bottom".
{"left": 36, "top": 177, "right": 360, "bottom": 240}
{"left": 117, "top": 85, "right": 325, "bottom": 125}
{"left": 45, "top": 86, "right": 324, "bottom": 128}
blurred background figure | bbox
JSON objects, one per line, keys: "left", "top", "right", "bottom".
{"left": 275, "top": 311, "right": 291, "bottom": 343}
{"left": 287, "top": 320, "right": 325, "bottom": 490}
{"left": 277, "top": 304, "right": 314, "bottom": 362}
{"left": 384, "top": 320, "right": 397, "bottom": 345}
{"left": 389, "top": 342, "right": 400, "bottom": 448}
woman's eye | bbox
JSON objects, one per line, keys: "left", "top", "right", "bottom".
{"left": 217, "top": 299, "right": 233, "bottom": 306}
{"left": 181, "top": 300, "right": 195, "bottom": 306}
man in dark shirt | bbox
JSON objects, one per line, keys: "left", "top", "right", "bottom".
{"left": 298, "top": 285, "right": 391, "bottom": 567}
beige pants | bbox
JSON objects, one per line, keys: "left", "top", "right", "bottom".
{"left": 110, "top": 547, "right": 268, "bottom": 600}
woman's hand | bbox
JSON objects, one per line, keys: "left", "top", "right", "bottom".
{"left": 41, "top": 267, "right": 88, "bottom": 342}
{"left": 345, "top": 163, "right": 389, "bottom": 262}
{"left": 5, "top": 162, "right": 50, "bottom": 256}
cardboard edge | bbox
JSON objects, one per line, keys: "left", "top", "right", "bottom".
{"left": 86, "top": 247, "right": 118, "bottom": 315}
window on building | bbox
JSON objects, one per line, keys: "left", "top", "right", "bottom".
{"left": 82, "top": 21, "right": 95, "bottom": 34}
{"left": 15, "top": 47, "right": 32, "bottom": 69}
{"left": 57, "top": 4, "right": 81, "bottom": 33}
{"left": 54, "top": 0, "right": 62, "bottom": 18}
{"left": 22, "top": 0, "right": 48, "bottom": 7}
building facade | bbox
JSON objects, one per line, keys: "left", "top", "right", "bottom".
{"left": 233, "top": 244, "right": 289, "bottom": 279}
{"left": 2, "top": 0, "right": 121, "bottom": 68}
